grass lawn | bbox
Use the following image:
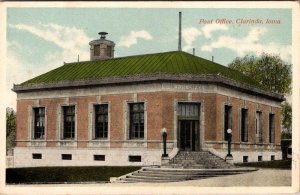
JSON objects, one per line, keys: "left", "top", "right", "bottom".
{"left": 6, "top": 166, "right": 140, "bottom": 184}
{"left": 235, "top": 160, "right": 291, "bottom": 169}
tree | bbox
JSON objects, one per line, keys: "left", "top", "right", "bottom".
{"left": 6, "top": 107, "right": 16, "bottom": 149}
{"left": 228, "top": 53, "right": 292, "bottom": 138}
{"left": 281, "top": 102, "right": 292, "bottom": 133}
{"left": 228, "top": 53, "right": 292, "bottom": 94}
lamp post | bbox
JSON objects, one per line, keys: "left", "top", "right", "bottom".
{"left": 226, "top": 129, "right": 233, "bottom": 161}
{"left": 162, "top": 128, "right": 168, "bottom": 157}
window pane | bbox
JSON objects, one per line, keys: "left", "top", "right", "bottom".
{"left": 224, "top": 105, "right": 232, "bottom": 141}
{"left": 94, "top": 104, "right": 108, "bottom": 139}
{"left": 256, "top": 111, "right": 262, "bottom": 143}
{"left": 63, "top": 106, "right": 75, "bottom": 139}
{"left": 129, "top": 103, "right": 144, "bottom": 139}
{"left": 177, "top": 103, "right": 199, "bottom": 118}
{"left": 269, "top": 114, "right": 275, "bottom": 143}
{"left": 34, "top": 107, "right": 45, "bottom": 139}
{"left": 241, "top": 109, "right": 248, "bottom": 142}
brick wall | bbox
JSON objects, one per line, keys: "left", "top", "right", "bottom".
{"left": 213, "top": 94, "right": 281, "bottom": 149}
{"left": 15, "top": 91, "right": 281, "bottom": 150}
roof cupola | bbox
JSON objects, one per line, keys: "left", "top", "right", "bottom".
{"left": 89, "top": 32, "right": 115, "bottom": 61}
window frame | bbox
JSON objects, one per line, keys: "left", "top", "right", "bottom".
{"left": 61, "top": 154, "right": 72, "bottom": 160}
{"left": 32, "top": 153, "right": 42, "bottom": 159}
{"left": 94, "top": 155, "right": 105, "bottom": 161}
{"left": 128, "top": 102, "right": 145, "bottom": 140}
{"left": 224, "top": 105, "right": 233, "bottom": 141}
{"left": 94, "top": 104, "right": 109, "bottom": 140}
{"left": 62, "top": 105, "right": 76, "bottom": 140}
{"left": 269, "top": 113, "right": 275, "bottom": 143}
{"left": 240, "top": 108, "right": 248, "bottom": 142}
{"left": 129, "top": 155, "right": 142, "bottom": 162}
{"left": 33, "top": 107, "right": 46, "bottom": 140}
{"left": 255, "top": 111, "right": 263, "bottom": 143}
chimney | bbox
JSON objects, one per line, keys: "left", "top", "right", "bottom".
{"left": 99, "top": 32, "right": 108, "bottom": 39}
{"left": 193, "top": 48, "right": 195, "bottom": 56}
{"left": 178, "top": 12, "right": 182, "bottom": 51}
{"left": 89, "top": 32, "right": 115, "bottom": 61}
{"left": 212, "top": 56, "right": 214, "bottom": 62}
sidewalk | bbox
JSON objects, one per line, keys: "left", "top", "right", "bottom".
{"left": 107, "top": 168, "right": 291, "bottom": 187}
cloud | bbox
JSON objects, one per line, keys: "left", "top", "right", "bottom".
{"left": 7, "top": 23, "right": 92, "bottom": 109}
{"left": 118, "top": 30, "right": 153, "bottom": 48}
{"left": 202, "top": 23, "right": 228, "bottom": 39}
{"left": 9, "top": 23, "right": 91, "bottom": 62}
{"left": 201, "top": 27, "right": 291, "bottom": 62}
{"left": 182, "top": 27, "right": 202, "bottom": 51}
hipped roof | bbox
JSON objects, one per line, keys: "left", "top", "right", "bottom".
{"left": 13, "top": 51, "right": 284, "bottom": 101}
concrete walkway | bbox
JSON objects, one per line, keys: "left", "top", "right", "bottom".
{"left": 108, "top": 168, "right": 291, "bottom": 187}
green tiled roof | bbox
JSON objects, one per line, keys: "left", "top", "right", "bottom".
{"left": 21, "top": 51, "right": 260, "bottom": 88}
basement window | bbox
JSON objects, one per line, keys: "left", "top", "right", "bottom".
{"left": 243, "top": 156, "right": 248, "bottom": 163}
{"left": 258, "top": 156, "right": 262, "bottom": 162}
{"left": 32, "top": 153, "right": 42, "bottom": 159}
{"left": 129, "top": 155, "right": 142, "bottom": 162}
{"left": 94, "top": 155, "right": 105, "bottom": 161}
{"left": 271, "top": 155, "right": 275, "bottom": 161}
{"left": 62, "top": 154, "right": 72, "bottom": 160}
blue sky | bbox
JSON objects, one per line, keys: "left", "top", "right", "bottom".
{"left": 6, "top": 8, "right": 292, "bottom": 109}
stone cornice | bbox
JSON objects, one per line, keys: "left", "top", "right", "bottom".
{"left": 12, "top": 73, "right": 285, "bottom": 101}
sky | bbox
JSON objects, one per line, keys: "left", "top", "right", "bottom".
{"left": 6, "top": 8, "right": 292, "bottom": 110}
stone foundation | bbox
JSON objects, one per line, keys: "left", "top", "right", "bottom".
{"left": 13, "top": 147, "right": 163, "bottom": 168}
{"left": 208, "top": 148, "right": 282, "bottom": 163}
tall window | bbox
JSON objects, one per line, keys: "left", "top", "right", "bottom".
{"left": 256, "top": 111, "right": 262, "bottom": 143}
{"left": 33, "top": 107, "right": 45, "bottom": 139}
{"left": 224, "top": 105, "right": 232, "bottom": 141}
{"left": 63, "top": 106, "right": 75, "bottom": 139}
{"left": 269, "top": 113, "right": 275, "bottom": 143}
{"left": 241, "top": 108, "right": 248, "bottom": 142}
{"left": 94, "top": 44, "right": 100, "bottom": 56}
{"left": 94, "top": 104, "right": 108, "bottom": 139}
{"left": 129, "top": 103, "right": 144, "bottom": 139}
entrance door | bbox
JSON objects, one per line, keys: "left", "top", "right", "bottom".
{"left": 179, "top": 120, "right": 198, "bottom": 151}
{"left": 177, "top": 102, "right": 200, "bottom": 151}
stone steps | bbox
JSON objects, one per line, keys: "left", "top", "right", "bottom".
{"left": 117, "top": 167, "right": 257, "bottom": 183}
{"left": 115, "top": 151, "right": 257, "bottom": 183}
{"left": 167, "top": 151, "right": 234, "bottom": 169}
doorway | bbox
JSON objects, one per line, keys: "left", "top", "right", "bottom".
{"left": 179, "top": 120, "right": 198, "bottom": 151}
{"left": 177, "top": 102, "right": 200, "bottom": 151}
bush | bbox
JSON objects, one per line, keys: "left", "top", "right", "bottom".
{"left": 6, "top": 166, "right": 140, "bottom": 184}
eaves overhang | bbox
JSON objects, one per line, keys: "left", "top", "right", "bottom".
{"left": 12, "top": 73, "right": 285, "bottom": 102}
